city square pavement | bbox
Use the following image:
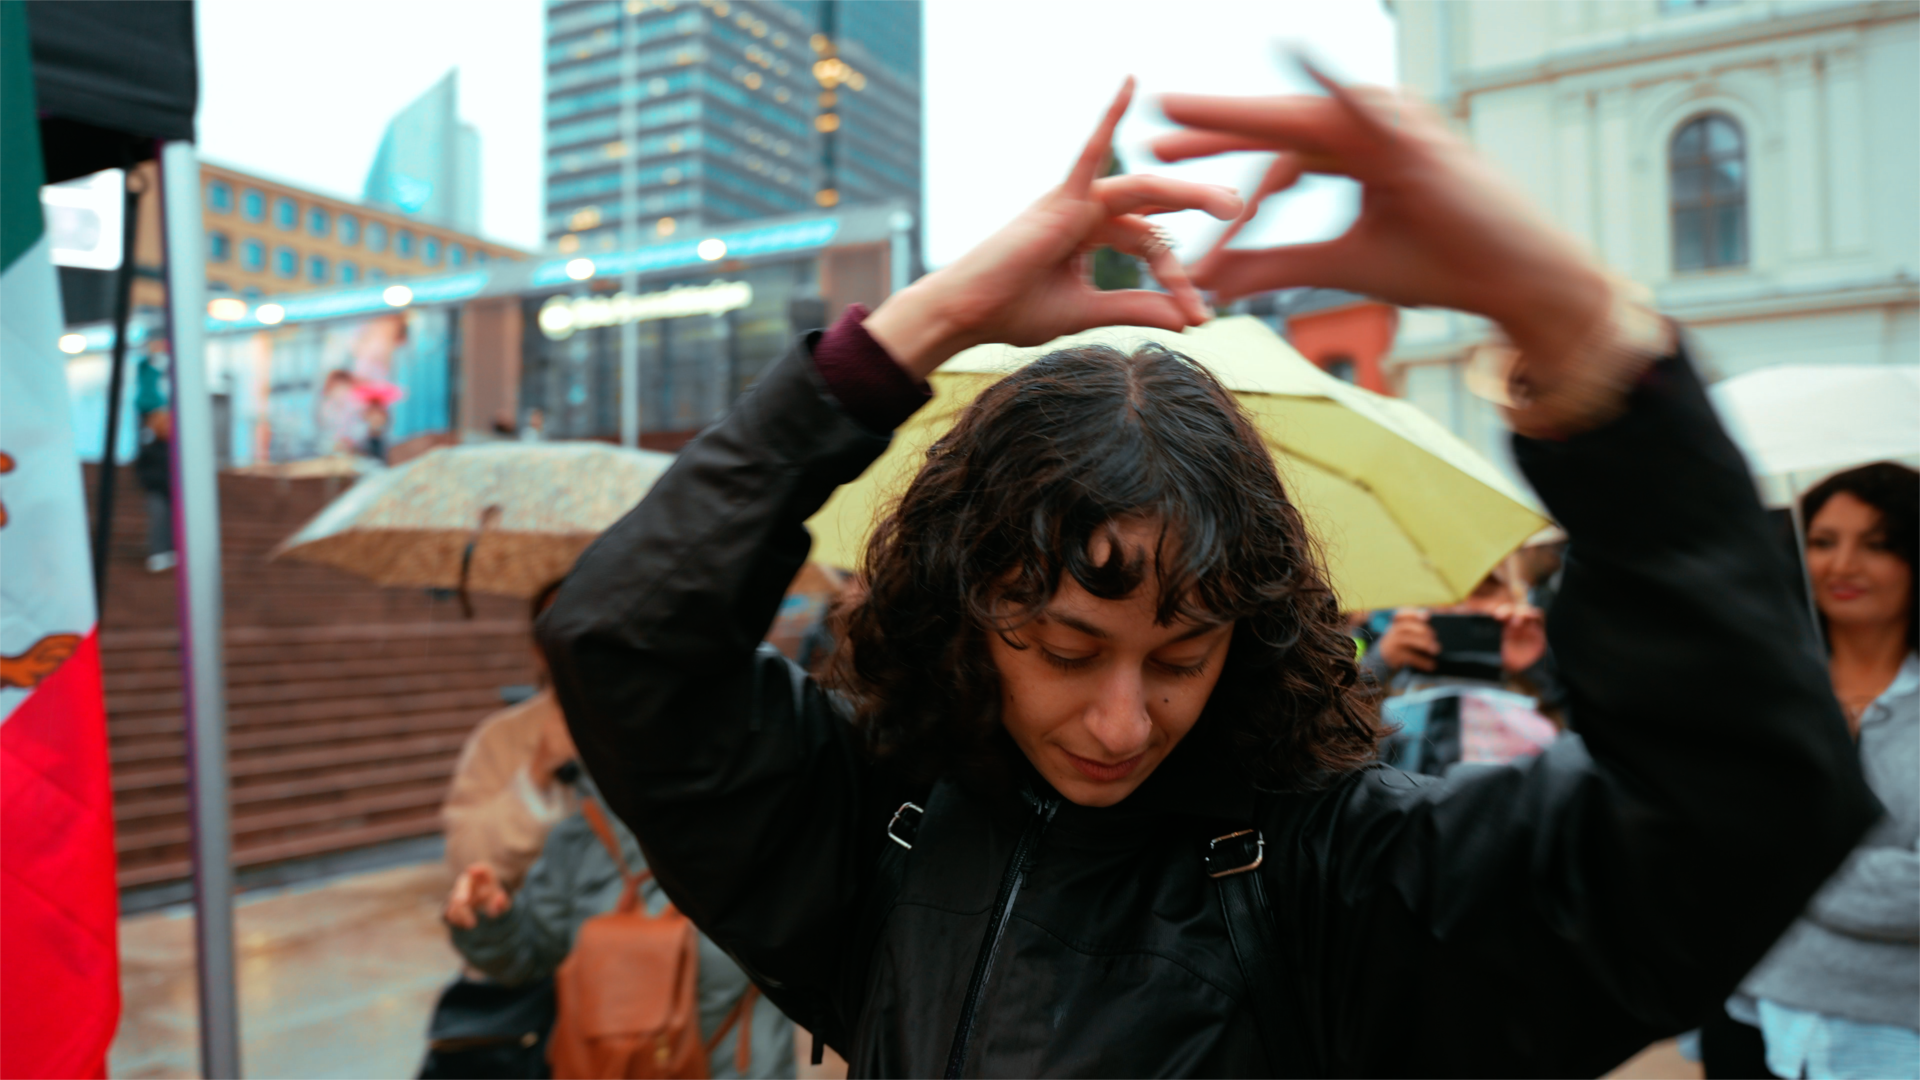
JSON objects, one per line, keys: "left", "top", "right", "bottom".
{"left": 109, "top": 859, "right": 1686, "bottom": 1079}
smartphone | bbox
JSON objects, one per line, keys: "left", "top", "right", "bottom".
{"left": 1427, "top": 613, "right": 1504, "bottom": 681}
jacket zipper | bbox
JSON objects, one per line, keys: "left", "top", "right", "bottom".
{"left": 943, "top": 793, "right": 1058, "bottom": 1079}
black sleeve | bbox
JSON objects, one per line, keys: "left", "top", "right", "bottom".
{"left": 1269, "top": 345, "right": 1882, "bottom": 1077}
{"left": 537, "top": 338, "right": 898, "bottom": 1046}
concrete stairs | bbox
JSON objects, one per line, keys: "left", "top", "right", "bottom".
{"left": 86, "top": 465, "right": 534, "bottom": 891}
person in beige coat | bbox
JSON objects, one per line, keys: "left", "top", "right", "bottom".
{"left": 441, "top": 580, "right": 580, "bottom": 891}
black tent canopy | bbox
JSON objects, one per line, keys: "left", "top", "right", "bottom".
{"left": 27, "top": 0, "right": 196, "bottom": 183}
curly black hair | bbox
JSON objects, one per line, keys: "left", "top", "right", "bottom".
{"left": 824, "top": 342, "right": 1383, "bottom": 791}
{"left": 1802, "top": 461, "right": 1919, "bottom": 651}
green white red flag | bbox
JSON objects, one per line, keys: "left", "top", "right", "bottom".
{"left": 1, "top": 3, "right": 122, "bottom": 1075}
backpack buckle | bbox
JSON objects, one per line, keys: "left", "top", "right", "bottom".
{"left": 886, "top": 801, "right": 924, "bottom": 849}
{"left": 1205, "top": 829, "right": 1264, "bottom": 878}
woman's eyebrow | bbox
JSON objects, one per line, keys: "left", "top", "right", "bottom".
{"left": 1169, "top": 620, "right": 1228, "bottom": 643}
{"left": 1040, "top": 612, "right": 1226, "bottom": 642}
{"left": 1044, "top": 611, "right": 1110, "bottom": 639}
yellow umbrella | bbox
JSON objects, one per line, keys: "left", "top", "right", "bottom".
{"left": 804, "top": 316, "right": 1547, "bottom": 611}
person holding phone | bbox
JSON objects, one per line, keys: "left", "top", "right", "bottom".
{"left": 536, "top": 75, "right": 1877, "bottom": 1075}
{"left": 1370, "top": 568, "right": 1545, "bottom": 681}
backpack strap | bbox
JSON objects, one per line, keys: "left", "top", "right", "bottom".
{"left": 1205, "top": 825, "right": 1314, "bottom": 1077}
{"left": 703, "top": 984, "right": 760, "bottom": 1073}
{"left": 580, "top": 797, "right": 651, "bottom": 913}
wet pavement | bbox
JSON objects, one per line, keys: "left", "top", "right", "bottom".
{"left": 109, "top": 857, "right": 1681, "bottom": 1079}
{"left": 111, "top": 861, "right": 459, "bottom": 1079}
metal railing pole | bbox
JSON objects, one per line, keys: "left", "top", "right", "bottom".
{"left": 157, "top": 138, "right": 241, "bottom": 1080}
{"left": 91, "top": 173, "right": 144, "bottom": 605}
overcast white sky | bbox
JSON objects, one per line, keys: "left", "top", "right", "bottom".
{"left": 196, "top": 0, "right": 1397, "bottom": 267}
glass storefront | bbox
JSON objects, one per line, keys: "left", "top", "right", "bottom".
{"left": 519, "top": 256, "right": 815, "bottom": 444}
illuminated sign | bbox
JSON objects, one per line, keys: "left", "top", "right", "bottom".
{"left": 529, "top": 218, "right": 840, "bottom": 287}
{"left": 538, "top": 280, "right": 753, "bottom": 340}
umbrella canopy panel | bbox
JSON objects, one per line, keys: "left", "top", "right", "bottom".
{"left": 1709, "top": 364, "right": 1920, "bottom": 507}
{"left": 276, "top": 441, "right": 676, "bottom": 598}
{"left": 806, "top": 318, "right": 1547, "bottom": 612}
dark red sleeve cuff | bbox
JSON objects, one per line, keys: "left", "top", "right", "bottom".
{"left": 810, "top": 303, "right": 931, "bottom": 433}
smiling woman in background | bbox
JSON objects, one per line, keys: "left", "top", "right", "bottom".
{"left": 1732, "top": 461, "right": 1920, "bottom": 1080}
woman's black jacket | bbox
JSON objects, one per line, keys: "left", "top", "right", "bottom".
{"left": 539, "top": 329, "right": 1879, "bottom": 1077}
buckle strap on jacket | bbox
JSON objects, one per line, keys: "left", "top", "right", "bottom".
{"left": 1206, "top": 825, "right": 1318, "bottom": 1077}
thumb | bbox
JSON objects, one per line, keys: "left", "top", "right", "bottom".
{"left": 1189, "top": 239, "right": 1359, "bottom": 305}
{"left": 1078, "top": 289, "right": 1197, "bottom": 334}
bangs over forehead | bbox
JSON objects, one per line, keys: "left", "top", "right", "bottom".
{"left": 924, "top": 344, "right": 1291, "bottom": 632}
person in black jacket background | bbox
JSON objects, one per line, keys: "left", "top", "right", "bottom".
{"left": 133, "top": 406, "right": 174, "bottom": 574}
{"left": 539, "top": 74, "right": 1879, "bottom": 1077}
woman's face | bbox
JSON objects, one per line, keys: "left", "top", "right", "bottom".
{"left": 986, "top": 519, "right": 1234, "bottom": 808}
{"left": 1806, "top": 491, "right": 1913, "bottom": 634}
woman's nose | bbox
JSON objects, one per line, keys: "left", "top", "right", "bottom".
{"left": 1082, "top": 665, "right": 1152, "bottom": 758}
{"left": 1829, "top": 537, "right": 1863, "bottom": 573}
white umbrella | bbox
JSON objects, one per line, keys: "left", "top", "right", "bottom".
{"left": 1709, "top": 364, "right": 1920, "bottom": 507}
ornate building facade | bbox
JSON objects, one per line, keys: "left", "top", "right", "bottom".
{"left": 1386, "top": 0, "right": 1919, "bottom": 469}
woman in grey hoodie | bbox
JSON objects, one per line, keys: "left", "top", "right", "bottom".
{"left": 444, "top": 774, "right": 797, "bottom": 1079}
{"left": 1737, "top": 462, "right": 1919, "bottom": 1080}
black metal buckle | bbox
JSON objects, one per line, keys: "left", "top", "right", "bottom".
{"left": 1205, "top": 828, "right": 1264, "bottom": 878}
{"left": 887, "top": 801, "right": 924, "bottom": 850}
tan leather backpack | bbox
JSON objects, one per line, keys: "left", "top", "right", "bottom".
{"left": 547, "top": 799, "right": 758, "bottom": 1080}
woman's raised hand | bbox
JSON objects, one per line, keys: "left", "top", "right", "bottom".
{"left": 864, "top": 78, "right": 1244, "bottom": 380}
{"left": 1153, "top": 67, "right": 1614, "bottom": 364}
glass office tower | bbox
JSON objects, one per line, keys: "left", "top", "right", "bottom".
{"left": 543, "top": 0, "right": 921, "bottom": 254}
{"left": 365, "top": 70, "right": 484, "bottom": 234}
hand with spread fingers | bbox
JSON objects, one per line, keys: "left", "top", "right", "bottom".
{"left": 1153, "top": 65, "right": 1616, "bottom": 374}
{"left": 444, "top": 861, "right": 512, "bottom": 930}
{"left": 865, "top": 77, "right": 1244, "bottom": 380}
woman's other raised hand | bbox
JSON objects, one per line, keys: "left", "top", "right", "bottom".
{"left": 1153, "top": 65, "right": 1615, "bottom": 369}
{"left": 864, "top": 78, "right": 1244, "bottom": 380}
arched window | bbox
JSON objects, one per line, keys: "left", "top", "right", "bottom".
{"left": 1670, "top": 114, "right": 1747, "bottom": 271}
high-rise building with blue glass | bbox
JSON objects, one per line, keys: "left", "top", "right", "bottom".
{"left": 543, "top": 0, "right": 921, "bottom": 253}
{"left": 365, "top": 70, "right": 483, "bottom": 234}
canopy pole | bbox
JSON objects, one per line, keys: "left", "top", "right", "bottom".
{"left": 91, "top": 171, "right": 145, "bottom": 607}
{"left": 157, "top": 139, "right": 241, "bottom": 1080}
{"left": 1787, "top": 484, "right": 1826, "bottom": 653}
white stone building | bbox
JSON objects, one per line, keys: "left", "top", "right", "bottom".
{"left": 1385, "top": 0, "right": 1920, "bottom": 468}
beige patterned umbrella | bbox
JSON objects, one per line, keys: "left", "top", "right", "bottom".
{"left": 274, "top": 441, "right": 676, "bottom": 600}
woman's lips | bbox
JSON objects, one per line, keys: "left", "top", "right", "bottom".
{"left": 1061, "top": 749, "right": 1146, "bottom": 782}
{"left": 1826, "top": 584, "right": 1867, "bottom": 601}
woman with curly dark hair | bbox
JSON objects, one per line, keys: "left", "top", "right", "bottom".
{"left": 832, "top": 339, "right": 1379, "bottom": 800}
{"left": 540, "top": 76, "right": 1876, "bottom": 1077}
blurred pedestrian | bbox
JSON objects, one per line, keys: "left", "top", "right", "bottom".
{"left": 520, "top": 408, "right": 545, "bottom": 443}
{"left": 443, "top": 776, "right": 796, "bottom": 1079}
{"left": 442, "top": 578, "right": 580, "bottom": 892}
{"left": 420, "top": 579, "right": 580, "bottom": 1079}
{"left": 1721, "top": 462, "right": 1919, "bottom": 1080}
{"left": 538, "top": 77, "right": 1877, "bottom": 1075}
{"left": 364, "top": 400, "right": 391, "bottom": 464}
{"left": 133, "top": 408, "right": 174, "bottom": 573}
